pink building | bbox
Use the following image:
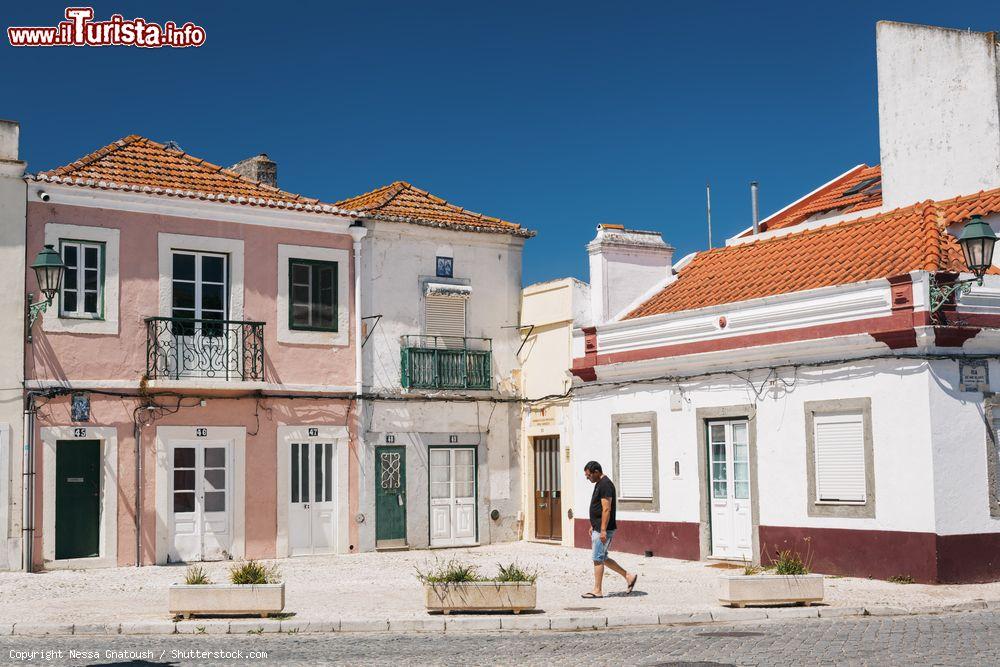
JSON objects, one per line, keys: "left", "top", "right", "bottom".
{"left": 24, "top": 136, "right": 365, "bottom": 569}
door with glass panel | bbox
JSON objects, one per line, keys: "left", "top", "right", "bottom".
{"left": 288, "top": 441, "right": 337, "bottom": 555}
{"left": 707, "top": 420, "right": 752, "bottom": 560}
{"left": 429, "top": 447, "right": 477, "bottom": 547}
{"left": 169, "top": 442, "right": 231, "bottom": 562}
{"left": 170, "top": 251, "right": 229, "bottom": 378}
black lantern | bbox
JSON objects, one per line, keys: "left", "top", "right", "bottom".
{"left": 30, "top": 244, "right": 65, "bottom": 301}
{"left": 958, "top": 216, "right": 997, "bottom": 280}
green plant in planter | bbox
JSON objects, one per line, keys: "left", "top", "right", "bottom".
{"left": 183, "top": 565, "right": 212, "bottom": 585}
{"left": 415, "top": 558, "right": 482, "bottom": 584}
{"left": 495, "top": 562, "right": 538, "bottom": 583}
{"left": 772, "top": 548, "right": 809, "bottom": 575}
{"left": 229, "top": 560, "right": 282, "bottom": 585}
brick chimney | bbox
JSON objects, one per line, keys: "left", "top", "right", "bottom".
{"left": 587, "top": 224, "right": 674, "bottom": 324}
{"left": 230, "top": 153, "right": 278, "bottom": 188}
{"left": 877, "top": 22, "right": 1000, "bottom": 209}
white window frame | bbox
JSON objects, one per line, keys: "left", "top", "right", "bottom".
{"left": 158, "top": 233, "right": 243, "bottom": 320}
{"left": 42, "top": 223, "right": 120, "bottom": 335}
{"left": 804, "top": 398, "right": 875, "bottom": 519}
{"left": 58, "top": 240, "right": 104, "bottom": 319}
{"left": 611, "top": 412, "right": 660, "bottom": 511}
{"left": 170, "top": 250, "right": 229, "bottom": 322}
{"left": 277, "top": 244, "right": 349, "bottom": 346}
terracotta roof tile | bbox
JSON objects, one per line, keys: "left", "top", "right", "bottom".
{"left": 35, "top": 135, "right": 349, "bottom": 216}
{"left": 749, "top": 165, "right": 883, "bottom": 235}
{"left": 335, "top": 181, "right": 534, "bottom": 237}
{"left": 626, "top": 189, "right": 1000, "bottom": 319}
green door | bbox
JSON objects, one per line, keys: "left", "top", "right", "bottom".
{"left": 375, "top": 446, "right": 406, "bottom": 545}
{"left": 55, "top": 440, "right": 100, "bottom": 560}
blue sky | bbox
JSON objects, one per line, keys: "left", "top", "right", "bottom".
{"left": 3, "top": 1, "right": 997, "bottom": 284}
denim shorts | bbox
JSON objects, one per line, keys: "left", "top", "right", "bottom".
{"left": 591, "top": 529, "right": 615, "bottom": 562}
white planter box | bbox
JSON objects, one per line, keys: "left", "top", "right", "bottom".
{"left": 169, "top": 583, "right": 285, "bottom": 619}
{"left": 717, "top": 574, "right": 824, "bottom": 608}
{"left": 423, "top": 582, "right": 537, "bottom": 615}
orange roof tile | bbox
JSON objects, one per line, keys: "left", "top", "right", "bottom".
{"left": 36, "top": 135, "right": 349, "bottom": 216}
{"left": 747, "top": 165, "right": 883, "bottom": 235}
{"left": 335, "top": 181, "right": 534, "bottom": 237}
{"left": 626, "top": 189, "right": 1000, "bottom": 319}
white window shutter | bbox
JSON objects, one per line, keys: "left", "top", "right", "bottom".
{"left": 814, "top": 413, "right": 866, "bottom": 502}
{"left": 425, "top": 295, "right": 466, "bottom": 342}
{"left": 617, "top": 423, "right": 654, "bottom": 500}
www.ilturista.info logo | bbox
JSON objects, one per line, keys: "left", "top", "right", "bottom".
{"left": 7, "top": 7, "right": 206, "bottom": 48}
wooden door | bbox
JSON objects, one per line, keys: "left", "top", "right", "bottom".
{"left": 533, "top": 436, "right": 561, "bottom": 541}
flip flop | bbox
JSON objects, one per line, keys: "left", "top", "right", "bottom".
{"left": 627, "top": 574, "right": 638, "bottom": 594}
{"left": 580, "top": 592, "right": 603, "bottom": 599}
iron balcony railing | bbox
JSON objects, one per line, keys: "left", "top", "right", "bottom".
{"left": 400, "top": 335, "right": 492, "bottom": 390}
{"left": 146, "top": 317, "right": 265, "bottom": 381}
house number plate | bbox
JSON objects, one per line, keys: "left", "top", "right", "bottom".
{"left": 195, "top": 428, "right": 208, "bottom": 437}
{"left": 73, "top": 428, "right": 87, "bottom": 437}
{"left": 309, "top": 428, "right": 319, "bottom": 437}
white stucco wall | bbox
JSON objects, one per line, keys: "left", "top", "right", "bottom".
{"left": 0, "top": 122, "right": 26, "bottom": 570}
{"left": 572, "top": 358, "right": 938, "bottom": 535}
{"left": 926, "top": 358, "right": 1000, "bottom": 536}
{"left": 877, "top": 21, "right": 1000, "bottom": 209}
{"left": 358, "top": 220, "right": 525, "bottom": 549}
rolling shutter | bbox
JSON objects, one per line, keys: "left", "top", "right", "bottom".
{"left": 814, "top": 413, "right": 866, "bottom": 502}
{"left": 425, "top": 295, "right": 466, "bottom": 343}
{"left": 617, "top": 423, "right": 653, "bottom": 500}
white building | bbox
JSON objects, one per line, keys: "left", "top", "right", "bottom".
{"left": 342, "top": 182, "right": 532, "bottom": 550}
{"left": 0, "top": 121, "right": 26, "bottom": 570}
{"left": 567, "top": 21, "right": 1000, "bottom": 583}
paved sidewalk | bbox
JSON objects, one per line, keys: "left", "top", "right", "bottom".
{"left": 0, "top": 542, "right": 998, "bottom": 635}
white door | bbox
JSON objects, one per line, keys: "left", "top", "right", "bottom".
{"left": 288, "top": 441, "right": 337, "bottom": 555}
{"left": 169, "top": 251, "right": 229, "bottom": 378}
{"left": 169, "top": 441, "right": 231, "bottom": 562}
{"left": 429, "top": 447, "right": 477, "bottom": 547}
{"left": 708, "top": 420, "right": 752, "bottom": 560}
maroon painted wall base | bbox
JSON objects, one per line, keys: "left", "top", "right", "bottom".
{"left": 573, "top": 520, "right": 1000, "bottom": 583}
{"left": 574, "top": 519, "right": 700, "bottom": 561}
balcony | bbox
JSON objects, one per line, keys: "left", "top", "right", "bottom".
{"left": 400, "top": 335, "right": 492, "bottom": 390}
{"left": 146, "top": 317, "right": 265, "bottom": 381}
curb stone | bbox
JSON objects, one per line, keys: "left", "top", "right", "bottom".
{"left": 18, "top": 603, "right": 995, "bottom": 637}
{"left": 175, "top": 620, "right": 229, "bottom": 634}
{"left": 865, "top": 606, "right": 909, "bottom": 617}
{"left": 13, "top": 624, "right": 73, "bottom": 636}
{"left": 74, "top": 623, "right": 120, "bottom": 635}
{"left": 607, "top": 613, "right": 659, "bottom": 628}
{"left": 550, "top": 616, "right": 607, "bottom": 631}
{"left": 659, "top": 612, "right": 713, "bottom": 625}
{"left": 0, "top": 624, "right": 12, "bottom": 636}
{"left": 229, "top": 620, "right": 281, "bottom": 634}
{"left": 818, "top": 606, "right": 866, "bottom": 618}
{"left": 500, "top": 616, "right": 550, "bottom": 631}
{"left": 121, "top": 621, "right": 176, "bottom": 634}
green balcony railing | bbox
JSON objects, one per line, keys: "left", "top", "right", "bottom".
{"left": 400, "top": 335, "right": 492, "bottom": 390}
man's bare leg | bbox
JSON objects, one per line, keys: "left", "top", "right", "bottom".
{"left": 604, "top": 557, "right": 638, "bottom": 589}
{"left": 591, "top": 561, "right": 605, "bottom": 596}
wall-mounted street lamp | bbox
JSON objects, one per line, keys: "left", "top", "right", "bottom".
{"left": 26, "top": 244, "right": 66, "bottom": 342}
{"left": 929, "top": 216, "right": 998, "bottom": 312}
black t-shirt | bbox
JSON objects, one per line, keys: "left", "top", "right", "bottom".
{"left": 589, "top": 476, "right": 617, "bottom": 531}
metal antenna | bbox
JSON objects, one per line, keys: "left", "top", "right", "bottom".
{"left": 706, "top": 182, "right": 713, "bottom": 249}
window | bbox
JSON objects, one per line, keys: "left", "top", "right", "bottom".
{"left": 986, "top": 401, "right": 1000, "bottom": 519}
{"left": 611, "top": 412, "right": 659, "bottom": 511}
{"left": 424, "top": 294, "right": 466, "bottom": 342}
{"left": 288, "top": 259, "right": 337, "bottom": 331}
{"left": 436, "top": 256, "right": 454, "bottom": 278}
{"left": 171, "top": 251, "right": 228, "bottom": 336}
{"left": 59, "top": 240, "right": 103, "bottom": 318}
{"left": 804, "top": 398, "right": 875, "bottom": 518}
{"left": 813, "top": 413, "right": 866, "bottom": 502}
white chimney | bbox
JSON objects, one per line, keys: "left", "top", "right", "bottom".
{"left": 587, "top": 224, "right": 674, "bottom": 324}
{"left": 877, "top": 21, "right": 1000, "bottom": 209}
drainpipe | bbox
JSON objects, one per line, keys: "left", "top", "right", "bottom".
{"left": 21, "top": 395, "right": 35, "bottom": 572}
{"left": 134, "top": 421, "right": 141, "bottom": 567}
{"left": 349, "top": 223, "right": 368, "bottom": 552}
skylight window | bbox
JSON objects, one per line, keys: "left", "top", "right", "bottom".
{"left": 841, "top": 177, "right": 880, "bottom": 197}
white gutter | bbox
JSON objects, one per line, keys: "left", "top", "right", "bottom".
{"left": 349, "top": 226, "right": 368, "bottom": 396}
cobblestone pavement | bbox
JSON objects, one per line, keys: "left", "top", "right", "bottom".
{"left": 2, "top": 611, "right": 998, "bottom": 666}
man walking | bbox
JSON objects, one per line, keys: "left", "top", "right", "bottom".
{"left": 582, "top": 460, "right": 638, "bottom": 598}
